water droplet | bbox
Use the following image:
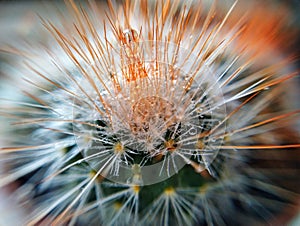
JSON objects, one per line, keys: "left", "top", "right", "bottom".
{"left": 122, "top": 28, "right": 139, "bottom": 44}
{"left": 189, "top": 127, "right": 197, "bottom": 135}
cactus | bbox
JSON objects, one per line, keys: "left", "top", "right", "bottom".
{"left": 0, "top": 0, "right": 299, "bottom": 225}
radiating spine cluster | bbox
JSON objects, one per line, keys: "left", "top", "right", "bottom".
{"left": 0, "top": 0, "right": 299, "bottom": 225}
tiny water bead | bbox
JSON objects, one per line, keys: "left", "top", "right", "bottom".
{"left": 121, "top": 28, "right": 139, "bottom": 45}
